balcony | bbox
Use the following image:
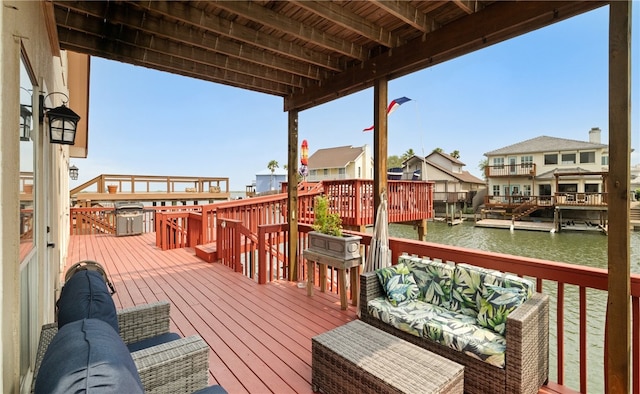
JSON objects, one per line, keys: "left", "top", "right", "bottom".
{"left": 486, "top": 163, "right": 536, "bottom": 178}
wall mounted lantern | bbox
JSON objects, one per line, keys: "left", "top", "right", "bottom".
{"left": 20, "top": 104, "right": 32, "bottom": 141}
{"left": 39, "top": 92, "right": 81, "bottom": 145}
{"left": 69, "top": 165, "right": 79, "bottom": 180}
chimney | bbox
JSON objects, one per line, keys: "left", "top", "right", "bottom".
{"left": 589, "top": 127, "right": 601, "bottom": 144}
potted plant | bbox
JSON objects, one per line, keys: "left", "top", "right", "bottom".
{"left": 307, "top": 195, "right": 361, "bottom": 260}
{"left": 107, "top": 185, "right": 118, "bottom": 194}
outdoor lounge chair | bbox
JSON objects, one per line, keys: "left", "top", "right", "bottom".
{"left": 32, "top": 300, "right": 210, "bottom": 393}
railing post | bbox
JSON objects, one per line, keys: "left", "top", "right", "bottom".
{"left": 234, "top": 224, "right": 242, "bottom": 273}
{"left": 258, "top": 226, "right": 267, "bottom": 284}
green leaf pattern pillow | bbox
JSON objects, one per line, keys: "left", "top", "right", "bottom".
{"left": 375, "top": 263, "right": 420, "bottom": 306}
{"left": 477, "top": 284, "right": 526, "bottom": 335}
{"left": 401, "top": 257, "right": 453, "bottom": 309}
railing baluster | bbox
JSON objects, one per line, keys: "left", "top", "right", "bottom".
{"left": 558, "top": 282, "right": 565, "bottom": 385}
{"left": 580, "top": 286, "right": 587, "bottom": 393}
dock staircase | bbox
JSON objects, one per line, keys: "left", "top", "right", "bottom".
{"left": 512, "top": 202, "right": 542, "bottom": 221}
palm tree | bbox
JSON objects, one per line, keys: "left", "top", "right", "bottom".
{"left": 267, "top": 160, "right": 279, "bottom": 190}
{"left": 401, "top": 148, "right": 415, "bottom": 162}
{"left": 432, "top": 147, "right": 443, "bottom": 154}
{"left": 478, "top": 158, "right": 488, "bottom": 181}
{"left": 450, "top": 150, "right": 460, "bottom": 159}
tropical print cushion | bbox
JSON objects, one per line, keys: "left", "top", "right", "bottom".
{"left": 422, "top": 312, "right": 507, "bottom": 368}
{"left": 477, "top": 284, "right": 527, "bottom": 335}
{"left": 375, "top": 263, "right": 420, "bottom": 306}
{"left": 450, "top": 263, "right": 503, "bottom": 317}
{"left": 502, "top": 274, "right": 534, "bottom": 298}
{"left": 400, "top": 256, "right": 453, "bottom": 309}
{"left": 368, "top": 296, "right": 507, "bottom": 368}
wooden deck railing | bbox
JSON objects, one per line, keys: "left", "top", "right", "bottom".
{"left": 554, "top": 192, "right": 608, "bottom": 206}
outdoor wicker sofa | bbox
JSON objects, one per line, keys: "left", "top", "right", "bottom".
{"left": 359, "top": 256, "right": 549, "bottom": 394}
{"left": 32, "top": 300, "right": 210, "bottom": 393}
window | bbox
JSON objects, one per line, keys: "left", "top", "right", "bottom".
{"left": 493, "top": 157, "right": 504, "bottom": 168}
{"left": 561, "top": 153, "right": 576, "bottom": 164}
{"left": 585, "top": 184, "right": 599, "bottom": 193}
{"left": 580, "top": 151, "right": 595, "bottom": 164}
{"left": 357, "top": 167, "right": 361, "bottom": 178}
{"left": 544, "top": 154, "right": 558, "bottom": 165}
{"left": 539, "top": 184, "right": 551, "bottom": 196}
{"left": 323, "top": 169, "right": 328, "bottom": 176}
{"left": 523, "top": 185, "right": 532, "bottom": 196}
{"left": 602, "top": 156, "right": 609, "bottom": 165}
{"left": 492, "top": 185, "right": 500, "bottom": 196}
{"left": 520, "top": 156, "right": 533, "bottom": 168}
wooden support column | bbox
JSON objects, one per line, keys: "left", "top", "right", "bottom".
{"left": 373, "top": 79, "right": 388, "bottom": 219}
{"left": 287, "top": 110, "right": 299, "bottom": 282}
{"left": 606, "top": 1, "right": 631, "bottom": 392}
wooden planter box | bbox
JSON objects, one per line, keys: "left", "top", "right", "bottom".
{"left": 307, "top": 231, "right": 361, "bottom": 260}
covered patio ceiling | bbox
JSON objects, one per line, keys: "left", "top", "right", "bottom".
{"left": 48, "top": 1, "right": 606, "bottom": 112}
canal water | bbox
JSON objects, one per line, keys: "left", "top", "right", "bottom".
{"left": 389, "top": 222, "right": 640, "bottom": 393}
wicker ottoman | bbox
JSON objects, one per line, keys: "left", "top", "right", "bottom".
{"left": 312, "top": 320, "right": 464, "bottom": 394}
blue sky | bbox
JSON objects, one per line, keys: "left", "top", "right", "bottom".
{"left": 74, "top": 5, "right": 639, "bottom": 191}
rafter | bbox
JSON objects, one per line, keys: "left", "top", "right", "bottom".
{"left": 212, "top": 0, "right": 367, "bottom": 60}
{"left": 290, "top": 1, "right": 400, "bottom": 48}
{"left": 56, "top": 1, "right": 328, "bottom": 81}
{"left": 372, "top": 0, "right": 437, "bottom": 33}
{"left": 57, "top": 29, "right": 292, "bottom": 97}
{"left": 59, "top": 1, "right": 343, "bottom": 72}
{"left": 286, "top": 1, "right": 607, "bottom": 111}
{"left": 55, "top": 8, "right": 313, "bottom": 88}
{"left": 452, "top": 0, "right": 475, "bottom": 15}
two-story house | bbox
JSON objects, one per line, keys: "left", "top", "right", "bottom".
{"left": 484, "top": 127, "right": 609, "bottom": 217}
{"left": 403, "top": 151, "right": 486, "bottom": 213}
{"left": 307, "top": 145, "right": 373, "bottom": 181}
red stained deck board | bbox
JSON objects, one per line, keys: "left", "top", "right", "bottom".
{"left": 66, "top": 233, "right": 565, "bottom": 394}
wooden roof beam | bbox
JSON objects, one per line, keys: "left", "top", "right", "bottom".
{"left": 212, "top": 1, "right": 367, "bottom": 60}
{"left": 290, "top": 1, "right": 401, "bottom": 48}
{"left": 59, "top": 1, "right": 343, "bottom": 72}
{"left": 53, "top": 2, "right": 328, "bottom": 81}
{"left": 372, "top": 0, "right": 438, "bottom": 33}
{"left": 285, "top": 1, "right": 607, "bottom": 111}
{"left": 452, "top": 0, "right": 476, "bottom": 15}
{"left": 55, "top": 9, "right": 310, "bottom": 88}
{"left": 57, "top": 30, "right": 292, "bottom": 97}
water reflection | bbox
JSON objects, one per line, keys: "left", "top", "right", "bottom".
{"left": 388, "top": 222, "right": 639, "bottom": 393}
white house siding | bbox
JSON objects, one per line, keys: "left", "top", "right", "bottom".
{"left": 1, "top": 2, "right": 75, "bottom": 390}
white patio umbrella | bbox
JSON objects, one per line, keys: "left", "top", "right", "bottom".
{"left": 357, "top": 191, "right": 391, "bottom": 317}
{"left": 364, "top": 191, "right": 391, "bottom": 272}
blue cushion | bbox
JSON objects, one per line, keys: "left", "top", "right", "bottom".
{"left": 34, "top": 318, "right": 144, "bottom": 394}
{"left": 127, "top": 332, "right": 181, "bottom": 352}
{"left": 57, "top": 270, "right": 119, "bottom": 333}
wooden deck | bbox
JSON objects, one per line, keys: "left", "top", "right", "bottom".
{"left": 66, "top": 233, "right": 576, "bottom": 394}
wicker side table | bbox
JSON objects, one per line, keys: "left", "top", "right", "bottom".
{"left": 312, "top": 320, "right": 464, "bottom": 394}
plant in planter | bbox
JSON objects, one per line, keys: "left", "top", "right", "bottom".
{"left": 307, "top": 195, "right": 361, "bottom": 260}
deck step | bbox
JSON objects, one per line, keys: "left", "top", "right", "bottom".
{"left": 195, "top": 243, "right": 217, "bottom": 263}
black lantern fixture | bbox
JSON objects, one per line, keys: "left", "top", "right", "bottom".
{"left": 69, "top": 165, "right": 79, "bottom": 180}
{"left": 20, "top": 104, "right": 32, "bottom": 141}
{"left": 39, "top": 92, "right": 81, "bottom": 145}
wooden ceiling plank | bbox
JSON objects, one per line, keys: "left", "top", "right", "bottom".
{"left": 55, "top": 8, "right": 309, "bottom": 88}
{"left": 56, "top": 2, "right": 328, "bottom": 81}
{"left": 57, "top": 29, "right": 291, "bottom": 96}
{"left": 285, "top": 1, "right": 607, "bottom": 111}
{"left": 372, "top": 0, "right": 437, "bottom": 33}
{"left": 290, "top": 0, "right": 400, "bottom": 48}
{"left": 213, "top": 0, "right": 367, "bottom": 60}
{"left": 132, "top": 1, "right": 344, "bottom": 71}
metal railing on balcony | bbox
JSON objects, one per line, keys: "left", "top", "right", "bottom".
{"left": 485, "top": 163, "right": 536, "bottom": 177}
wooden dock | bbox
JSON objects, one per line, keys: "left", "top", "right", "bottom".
{"left": 475, "top": 219, "right": 555, "bottom": 232}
